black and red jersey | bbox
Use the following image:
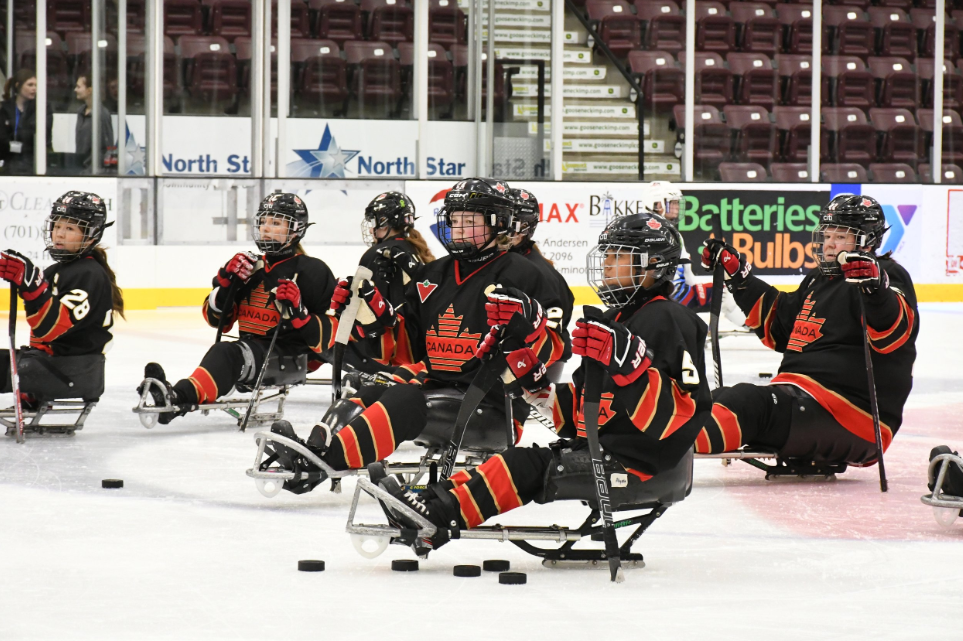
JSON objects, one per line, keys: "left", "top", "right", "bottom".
{"left": 517, "top": 243, "right": 574, "bottom": 362}
{"left": 393, "top": 251, "right": 567, "bottom": 388}
{"left": 730, "top": 257, "right": 918, "bottom": 450}
{"left": 203, "top": 252, "right": 337, "bottom": 356}
{"left": 554, "top": 296, "right": 711, "bottom": 480}
{"left": 24, "top": 256, "right": 115, "bottom": 356}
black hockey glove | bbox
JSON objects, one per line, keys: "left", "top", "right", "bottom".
{"left": 838, "top": 251, "right": 888, "bottom": 295}
{"left": 701, "top": 238, "right": 751, "bottom": 282}
{"left": 573, "top": 313, "right": 652, "bottom": 386}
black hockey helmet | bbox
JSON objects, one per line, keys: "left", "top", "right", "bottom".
{"left": 813, "top": 193, "right": 889, "bottom": 276}
{"left": 511, "top": 188, "right": 540, "bottom": 238}
{"left": 586, "top": 211, "right": 682, "bottom": 309}
{"left": 253, "top": 190, "right": 310, "bottom": 259}
{"left": 362, "top": 191, "right": 416, "bottom": 246}
{"left": 45, "top": 190, "right": 112, "bottom": 263}
{"left": 437, "top": 177, "right": 516, "bottom": 259}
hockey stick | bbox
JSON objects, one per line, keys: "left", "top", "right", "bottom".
{"left": 332, "top": 266, "right": 375, "bottom": 400}
{"left": 9, "top": 285, "right": 24, "bottom": 444}
{"left": 856, "top": 293, "right": 888, "bottom": 493}
{"left": 709, "top": 216, "right": 725, "bottom": 388}
{"left": 580, "top": 305, "right": 624, "bottom": 583}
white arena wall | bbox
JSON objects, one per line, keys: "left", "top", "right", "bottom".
{"left": 0, "top": 177, "right": 961, "bottom": 310}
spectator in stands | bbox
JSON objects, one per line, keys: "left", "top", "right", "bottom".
{"left": 105, "top": 77, "right": 119, "bottom": 114}
{"left": 73, "top": 74, "right": 114, "bottom": 173}
{"left": 0, "top": 70, "right": 51, "bottom": 175}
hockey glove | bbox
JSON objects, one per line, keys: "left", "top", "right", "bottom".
{"left": 329, "top": 277, "right": 353, "bottom": 319}
{"left": 701, "top": 238, "right": 750, "bottom": 282}
{"left": 485, "top": 287, "right": 546, "bottom": 342}
{"left": 0, "top": 250, "right": 47, "bottom": 300}
{"left": 216, "top": 251, "right": 258, "bottom": 288}
{"left": 572, "top": 315, "right": 652, "bottom": 386}
{"left": 838, "top": 251, "right": 888, "bottom": 295}
{"left": 476, "top": 326, "right": 550, "bottom": 397}
{"left": 275, "top": 279, "right": 310, "bottom": 328}
{"left": 356, "top": 279, "right": 396, "bottom": 338}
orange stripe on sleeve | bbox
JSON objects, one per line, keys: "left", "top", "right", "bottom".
{"left": 628, "top": 369, "right": 662, "bottom": 432}
{"left": 662, "top": 382, "right": 696, "bottom": 440}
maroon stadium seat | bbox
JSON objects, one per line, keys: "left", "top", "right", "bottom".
{"left": 724, "top": 104, "right": 778, "bottom": 163}
{"left": 821, "top": 163, "right": 869, "bottom": 182}
{"left": 127, "top": 34, "right": 177, "bottom": 100}
{"left": 47, "top": 0, "right": 91, "bottom": 34}
{"left": 293, "top": 39, "right": 349, "bottom": 115}
{"left": 363, "top": 0, "right": 414, "bottom": 45}
{"left": 719, "top": 162, "right": 770, "bottom": 181}
{"left": 774, "top": 105, "right": 830, "bottom": 161}
{"left": 729, "top": 52, "right": 778, "bottom": 108}
{"left": 919, "top": 108, "right": 963, "bottom": 165}
{"left": 273, "top": 0, "right": 312, "bottom": 39}
{"left": 730, "top": 3, "right": 781, "bottom": 55}
{"left": 65, "top": 32, "right": 118, "bottom": 78}
{"left": 824, "top": 7, "right": 874, "bottom": 57}
{"left": 345, "top": 40, "right": 403, "bottom": 114}
{"left": 680, "top": 51, "right": 734, "bottom": 109}
{"left": 867, "top": 56, "right": 920, "bottom": 109}
{"left": 910, "top": 10, "right": 958, "bottom": 60}
{"left": 311, "top": 0, "right": 364, "bottom": 46}
{"left": 178, "top": 35, "right": 237, "bottom": 105}
{"left": 16, "top": 32, "right": 72, "bottom": 105}
{"left": 586, "top": 0, "right": 641, "bottom": 58}
{"left": 165, "top": 0, "right": 204, "bottom": 37}
{"left": 770, "top": 162, "right": 813, "bottom": 181}
{"left": 696, "top": 2, "right": 737, "bottom": 53}
{"left": 824, "top": 55, "right": 875, "bottom": 107}
{"left": 826, "top": 0, "right": 870, "bottom": 8}
{"left": 867, "top": 7, "right": 916, "bottom": 59}
{"left": 776, "top": 54, "right": 824, "bottom": 106}
{"left": 918, "top": 59, "right": 963, "bottom": 109}
{"left": 672, "top": 104, "right": 731, "bottom": 174}
{"left": 824, "top": 106, "right": 877, "bottom": 165}
{"left": 398, "top": 42, "right": 455, "bottom": 112}
{"left": 636, "top": 0, "right": 686, "bottom": 54}
{"left": 870, "top": 107, "right": 925, "bottom": 168}
{"left": 919, "top": 163, "right": 963, "bottom": 183}
{"left": 428, "top": 0, "right": 467, "bottom": 49}
{"left": 209, "top": 0, "right": 252, "bottom": 42}
{"left": 874, "top": 0, "right": 912, "bottom": 10}
{"left": 776, "top": 3, "right": 814, "bottom": 54}
{"left": 628, "top": 51, "right": 685, "bottom": 109}
{"left": 869, "top": 163, "right": 918, "bottom": 181}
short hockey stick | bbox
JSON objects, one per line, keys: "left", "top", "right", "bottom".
{"left": 332, "top": 266, "right": 374, "bottom": 400}
{"left": 9, "top": 285, "right": 24, "bottom": 444}
{"left": 581, "top": 305, "right": 624, "bottom": 583}
{"left": 709, "top": 215, "right": 725, "bottom": 389}
{"left": 857, "top": 293, "right": 888, "bottom": 493}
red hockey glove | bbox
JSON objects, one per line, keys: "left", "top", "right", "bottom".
{"left": 485, "top": 287, "right": 546, "bottom": 342}
{"left": 329, "top": 277, "right": 353, "bottom": 319}
{"left": 356, "top": 279, "right": 396, "bottom": 338}
{"left": 573, "top": 315, "right": 652, "bottom": 386}
{"left": 0, "top": 250, "right": 47, "bottom": 300}
{"left": 838, "top": 251, "right": 888, "bottom": 295}
{"left": 275, "top": 279, "right": 310, "bottom": 328}
{"left": 217, "top": 252, "right": 258, "bottom": 288}
{"left": 701, "top": 238, "right": 750, "bottom": 281}
{"left": 504, "top": 346, "right": 550, "bottom": 397}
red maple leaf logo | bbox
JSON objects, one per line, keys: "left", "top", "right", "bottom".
{"left": 788, "top": 293, "right": 825, "bottom": 352}
{"left": 646, "top": 218, "right": 662, "bottom": 230}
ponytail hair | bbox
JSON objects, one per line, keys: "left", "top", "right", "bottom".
{"left": 294, "top": 243, "right": 307, "bottom": 256}
{"left": 4, "top": 69, "right": 36, "bottom": 101}
{"left": 90, "top": 246, "right": 125, "bottom": 319}
{"left": 528, "top": 242, "right": 553, "bottom": 266}
{"left": 406, "top": 228, "right": 436, "bottom": 264}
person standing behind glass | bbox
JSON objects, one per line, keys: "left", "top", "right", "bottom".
{"left": 73, "top": 74, "right": 114, "bottom": 173}
{"left": 0, "top": 70, "right": 50, "bottom": 175}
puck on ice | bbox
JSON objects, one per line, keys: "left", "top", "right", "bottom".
{"left": 298, "top": 560, "right": 325, "bottom": 572}
{"left": 499, "top": 572, "right": 527, "bottom": 585}
{"left": 483, "top": 560, "right": 510, "bottom": 572}
{"left": 453, "top": 564, "right": 481, "bottom": 577}
{"left": 392, "top": 559, "right": 419, "bottom": 572}
{"left": 759, "top": 372, "right": 773, "bottom": 379}
{"left": 101, "top": 479, "right": 124, "bottom": 489}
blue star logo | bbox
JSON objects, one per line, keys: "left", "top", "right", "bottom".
{"left": 287, "top": 125, "right": 360, "bottom": 178}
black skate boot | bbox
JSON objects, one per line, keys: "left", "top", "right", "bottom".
{"left": 266, "top": 420, "right": 328, "bottom": 495}
{"left": 367, "top": 462, "right": 460, "bottom": 552}
{"left": 137, "top": 363, "right": 188, "bottom": 425}
{"left": 929, "top": 446, "right": 963, "bottom": 498}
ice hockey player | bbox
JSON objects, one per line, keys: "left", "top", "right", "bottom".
{"left": 509, "top": 187, "right": 574, "bottom": 374}
{"left": 344, "top": 191, "right": 435, "bottom": 375}
{"left": 367, "top": 211, "right": 710, "bottom": 547}
{"left": 267, "top": 178, "right": 566, "bottom": 493}
{"left": 0, "top": 190, "right": 123, "bottom": 410}
{"left": 697, "top": 194, "right": 918, "bottom": 464}
{"left": 137, "top": 191, "right": 336, "bottom": 424}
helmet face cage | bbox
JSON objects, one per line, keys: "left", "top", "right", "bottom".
{"left": 44, "top": 214, "right": 101, "bottom": 262}
{"left": 812, "top": 224, "right": 875, "bottom": 276}
{"left": 437, "top": 182, "right": 515, "bottom": 258}
{"left": 644, "top": 183, "right": 683, "bottom": 226}
{"left": 362, "top": 192, "right": 416, "bottom": 247}
{"left": 512, "top": 189, "right": 539, "bottom": 238}
{"left": 586, "top": 244, "right": 651, "bottom": 309}
{"left": 253, "top": 210, "right": 305, "bottom": 256}
{"left": 814, "top": 194, "right": 886, "bottom": 276}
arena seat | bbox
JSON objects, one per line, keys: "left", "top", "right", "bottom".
{"left": 47, "top": 0, "right": 91, "bottom": 34}
{"left": 824, "top": 106, "right": 877, "bottom": 165}
{"left": 730, "top": 2, "right": 781, "bottom": 55}
{"left": 127, "top": 34, "right": 178, "bottom": 100}
{"left": 919, "top": 162, "right": 963, "bottom": 183}
{"left": 824, "top": 55, "right": 875, "bottom": 107}
{"left": 363, "top": 0, "right": 414, "bottom": 45}
{"left": 868, "top": 56, "right": 920, "bottom": 108}
{"left": 165, "top": 0, "right": 204, "bottom": 37}
{"left": 66, "top": 32, "right": 118, "bottom": 78}
{"left": 910, "top": 9, "right": 958, "bottom": 60}
{"left": 718, "top": 162, "right": 769, "bottom": 180}
{"left": 628, "top": 51, "right": 686, "bottom": 108}
{"left": 770, "top": 162, "right": 812, "bottom": 181}
{"left": 672, "top": 104, "right": 731, "bottom": 174}
{"left": 428, "top": 0, "right": 467, "bottom": 49}
{"left": 680, "top": 51, "right": 734, "bottom": 109}
{"left": 776, "top": 3, "right": 814, "bottom": 54}
{"left": 586, "top": 0, "right": 641, "bottom": 58}
{"left": 208, "top": 0, "right": 252, "bottom": 42}
{"left": 873, "top": 0, "right": 912, "bottom": 11}
{"left": 870, "top": 107, "right": 925, "bottom": 167}
{"left": 345, "top": 40, "right": 403, "bottom": 115}
{"left": 919, "top": 59, "right": 963, "bottom": 109}
{"left": 776, "top": 53, "right": 824, "bottom": 105}
{"left": 108, "top": 0, "right": 146, "bottom": 34}
{"left": 696, "top": 1, "right": 737, "bottom": 53}
{"left": 293, "top": 39, "right": 349, "bottom": 115}
{"left": 178, "top": 35, "right": 237, "bottom": 105}
{"left": 311, "top": 0, "right": 364, "bottom": 45}
{"left": 398, "top": 42, "right": 454, "bottom": 112}
{"left": 826, "top": 0, "right": 870, "bottom": 9}
{"left": 636, "top": 0, "right": 686, "bottom": 54}
{"left": 919, "top": 108, "right": 963, "bottom": 165}
{"left": 273, "top": 0, "right": 312, "bottom": 39}
{"left": 821, "top": 163, "right": 868, "bottom": 181}
{"left": 774, "top": 105, "right": 830, "bottom": 161}
{"left": 724, "top": 104, "right": 778, "bottom": 163}
{"left": 824, "top": 7, "right": 874, "bottom": 57}
{"left": 729, "top": 52, "right": 779, "bottom": 108}
{"left": 869, "top": 162, "right": 918, "bottom": 181}
{"left": 867, "top": 7, "right": 916, "bottom": 59}
{"left": 16, "top": 32, "right": 72, "bottom": 105}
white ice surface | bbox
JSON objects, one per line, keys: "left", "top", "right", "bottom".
{"left": 2, "top": 305, "right": 963, "bottom": 640}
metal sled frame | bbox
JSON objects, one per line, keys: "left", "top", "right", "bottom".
{"left": 1, "top": 400, "right": 97, "bottom": 437}
{"left": 695, "top": 450, "right": 848, "bottom": 480}
{"left": 921, "top": 452, "right": 963, "bottom": 527}
{"left": 345, "top": 477, "right": 669, "bottom": 569}
{"left": 133, "top": 377, "right": 292, "bottom": 430}
{"left": 245, "top": 431, "right": 494, "bottom": 497}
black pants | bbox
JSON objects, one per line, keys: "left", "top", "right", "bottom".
{"left": 172, "top": 339, "right": 301, "bottom": 405}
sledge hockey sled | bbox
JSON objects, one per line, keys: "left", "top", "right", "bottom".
{"left": 2, "top": 353, "right": 104, "bottom": 437}
{"left": 921, "top": 449, "right": 963, "bottom": 528}
{"left": 695, "top": 449, "right": 848, "bottom": 480}
{"left": 246, "top": 386, "right": 518, "bottom": 497}
{"left": 345, "top": 447, "right": 694, "bottom": 569}
{"left": 133, "top": 353, "right": 307, "bottom": 429}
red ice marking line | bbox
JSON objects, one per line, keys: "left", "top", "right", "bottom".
{"left": 726, "top": 404, "right": 963, "bottom": 542}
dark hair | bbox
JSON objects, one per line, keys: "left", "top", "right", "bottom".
{"left": 90, "top": 246, "right": 125, "bottom": 319}
{"left": 4, "top": 69, "right": 36, "bottom": 101}
{"left": 77, "top": 73, "right": 92, "bottom": 90}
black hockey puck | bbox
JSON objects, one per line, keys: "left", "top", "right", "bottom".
{"left": 483, "top": 560, "right": 510, "bottom": 572}
{"left": 392, "top": 559, "right": 419, "bottom": 572}
{"left": 298, "top": 560, "right": 325, "bottom": 572}
{"left": 499, "top": 572, "right": 527, "bottom": 585}
{"left": 759, "top": 372, "right": 773, "bottom": 379}
{"left": 101, "top": 479, "right": 123, "bottom": 489}
{"left": 453, "top": 564, "right": 481, "bottom": 577}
